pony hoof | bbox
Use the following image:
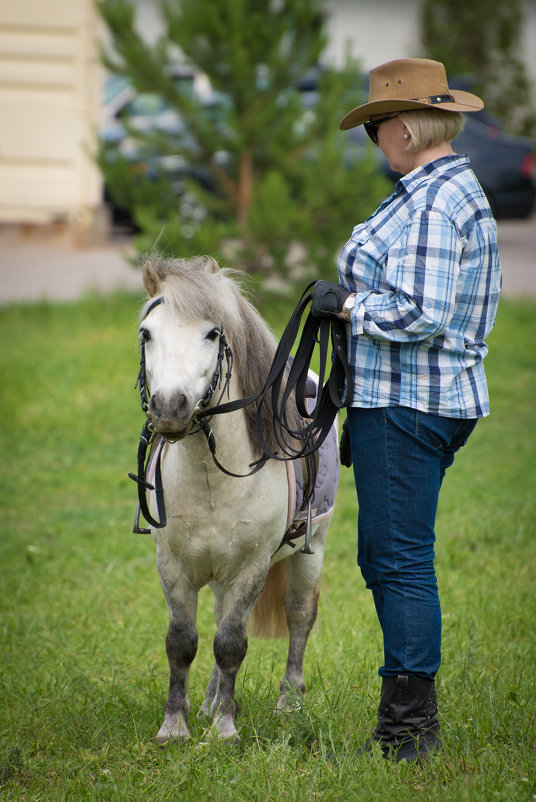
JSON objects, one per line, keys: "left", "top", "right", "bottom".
{"left": 220, "top": 732, "right": 241, "bottom": 745}
{"left": 156, "top": 722, "right": 190, "bottom": 745}
{"left": 276, "top": 695, "right": 303, "bottom": 713}
{"left": 155, "top": 731, "right": 177, "bottom": 746}
{"left": 197, "top": 703, "right": 211, "bottom": 720}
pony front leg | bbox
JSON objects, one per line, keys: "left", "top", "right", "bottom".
{"left": 198, "top": 583, "right": 223, "bottom": 719}
{"left": 155, "top": 546, "right": 199, "bottom": 744}
{"left": 209, "top": 564, "right": 269, "bottom": 742}
{"left": 156, "top": 605, "right": 198, "bottom": 744}
{"left": 209, "top": 618, "right": 248, "bottom": 742}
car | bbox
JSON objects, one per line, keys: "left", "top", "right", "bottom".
{"left": 452, "top": 114, "right": 535, "bottom": 219}
{"left": 99, "top": 66, "right": 207, "bottom": 149}
{"left": 100, "top": 69, "right": 535, "bottom": 224}
{"left": 100, "top": 67, "right": 202, "bottom": 225}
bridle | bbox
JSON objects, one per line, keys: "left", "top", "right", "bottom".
{"left": 128, "top": 295, "right": 234, "bottom": 532}
{"left": 129, "top": 282, "right": 353, "bottom": 540}
{"left": 134, "top": 296, "right": 234, "bottom": 419}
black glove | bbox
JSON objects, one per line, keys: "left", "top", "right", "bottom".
{"left": 311, "top": 280, "right": 351, "bottom": 320}
{"left": 339, "top": 416, "right": 352, "bottom": 468}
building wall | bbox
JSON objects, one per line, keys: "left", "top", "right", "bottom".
{"left": 0, "top": 0, "right": 103, "bottom": 229}
{"left": 324, "top": 0, "right": 422, "bottom": 70}
{"left": 131, "top": 0, "right": 536, "bottom": 102}
{"left": 325, "top": 0, "right": 536, "bottom": 94}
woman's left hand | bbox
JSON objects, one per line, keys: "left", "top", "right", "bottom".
{"left": 311, "top": 281, "right": 351, "bottom": 319}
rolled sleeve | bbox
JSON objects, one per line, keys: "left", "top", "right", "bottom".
{"left": 350, "top": 211, "right": 461, "bottom": 342}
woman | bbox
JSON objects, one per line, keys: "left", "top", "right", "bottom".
{"left": 311, "top": 58, "right": 501, "bottom": 761}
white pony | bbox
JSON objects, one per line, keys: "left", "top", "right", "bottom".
{"left": 135, "top": 255, "right": 339, "bottom": 744}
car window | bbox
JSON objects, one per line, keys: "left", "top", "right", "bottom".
{"left": 122, "top": 93, "right": 170, "bottom": 117}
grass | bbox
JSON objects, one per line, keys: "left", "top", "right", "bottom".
{"left": 0, "top": 289, "right": 535, "bottom": 800}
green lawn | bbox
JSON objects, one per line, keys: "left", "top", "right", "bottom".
{"left": 0, "top": 290, "right": 534, "bottom": 801}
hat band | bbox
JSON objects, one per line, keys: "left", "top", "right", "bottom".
{"left": 409, "top": 93, "right": 455, "bottom": 105}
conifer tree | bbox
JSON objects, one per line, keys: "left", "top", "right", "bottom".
{"left": 97, "top": 0, "right": 389, "bottom": 281}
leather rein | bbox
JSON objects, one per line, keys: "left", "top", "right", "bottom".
{"left": 129, "top": 283, "right": 352, "bottom": 536}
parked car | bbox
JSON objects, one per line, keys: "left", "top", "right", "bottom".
{"left": 100, "top": 66, "right": 204, "bottom": 148}
{"left": 452, "top": 115, "right": 535, "bottom": 219}
{"left": 297, "top": 68, "right": 535, "bottom": 219}
{"left": 100, "top": 70, "right": 535, "bottom": 223}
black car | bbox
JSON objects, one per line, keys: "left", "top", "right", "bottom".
{"left": 453, "top": 114, "right": 535, "bottom": 219}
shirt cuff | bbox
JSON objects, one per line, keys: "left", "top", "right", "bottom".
{"left": 349, "top": 291, "right": 373, "bottom": 335}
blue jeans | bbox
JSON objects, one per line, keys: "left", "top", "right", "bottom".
{"left": 347, "top": 406, "right": 477, "bottom": 680}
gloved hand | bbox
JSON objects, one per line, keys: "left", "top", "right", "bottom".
{"left": 339, "top": 416, "right": 352, "bottom": 468}
{"left": 311, "top": 280, "right": 351, "bottom": 320}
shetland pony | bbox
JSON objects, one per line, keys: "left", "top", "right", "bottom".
{"left": 135, "top": 256, "right": 338, "bottom": 743}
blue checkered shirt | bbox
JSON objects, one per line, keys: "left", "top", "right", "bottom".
{"left": 338, "top": 154, "right": 501, "bottom": 418}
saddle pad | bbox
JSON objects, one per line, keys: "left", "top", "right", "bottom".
{"left": 285, "top": 415, "right": 340, "bottom": 534}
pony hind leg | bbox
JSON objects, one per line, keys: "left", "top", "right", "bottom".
{"left": 277, "top": 525, "right": 328, "bottom": 711}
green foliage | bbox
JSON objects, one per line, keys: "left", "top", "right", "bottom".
{"left": 419, "top": 0, "right": 536, "bottom": 136}
{"left": 0, "top": 291, "right": 535, "bottom": 799}
{"left": 96, "top": 0, "right": 390, "bottom": 281}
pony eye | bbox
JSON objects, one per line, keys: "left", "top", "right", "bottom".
{"left": 205, "top": 328, "right": 221, "bottom": 342}
{"left": 140, "top": 328, "right": 151, "bottom": 342}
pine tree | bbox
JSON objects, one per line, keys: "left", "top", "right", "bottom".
{"left": 97, "top": 0, "right": 389, "bottom": 282}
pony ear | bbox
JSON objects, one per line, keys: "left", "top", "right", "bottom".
{"left": 143, "top": 262, "right": 160, "bottom": 297}
{"left": 206, "top": 257, "right": 220, "bottom": 274}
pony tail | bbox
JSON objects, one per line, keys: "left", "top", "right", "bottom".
{"left": 249, "top": 560, "right": 289, "bottom": 638}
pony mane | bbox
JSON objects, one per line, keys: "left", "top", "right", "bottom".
{"left": 141, "top": 255, "right": 295, "bottom": 456}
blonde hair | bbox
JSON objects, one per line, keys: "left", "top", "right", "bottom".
{"left": 399, "top": 108, "right": 465, "bottom": 152}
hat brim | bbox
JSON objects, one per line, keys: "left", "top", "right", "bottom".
{"left": 339, "top": 89, "right": 484, "bottom": 130}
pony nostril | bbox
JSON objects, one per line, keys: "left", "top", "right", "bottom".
{"left": 173, "top": 393, "right": 188, "bottom": 417}
{"left": 148, "top": 394, "right": 158, "bottom": 417}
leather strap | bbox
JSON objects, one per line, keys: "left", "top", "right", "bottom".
{"left": 195, "top": 281, "right": 353, "bottom": 464}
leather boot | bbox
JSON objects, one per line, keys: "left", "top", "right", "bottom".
{"left": 365, "top": 674, "right": 442, "bottom": 762}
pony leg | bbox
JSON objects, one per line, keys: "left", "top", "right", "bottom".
{"left": 198, "top": 583, "right": 223, "bottom": 719}
{"left": 277, "top": 527, "right": 327, "bottom": 710}
{"left": 155, "top": 547, "right": 199, "bottom": 744}
{"left": 210, "top": 562, "right": 270, "bottom": 742}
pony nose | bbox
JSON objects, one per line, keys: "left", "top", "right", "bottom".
{"left": 148, "top": 390, "right": 191, "bottom": 431}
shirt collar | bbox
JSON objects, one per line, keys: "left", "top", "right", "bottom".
{"left": 396, "top": 153, "right": 470, "bottom": 195}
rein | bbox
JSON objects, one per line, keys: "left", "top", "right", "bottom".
{"left": 129, "top": 282, "right": 352, "bottom": 534}
{"left": 195, "top": 281, "right": 353, "bottom": 462}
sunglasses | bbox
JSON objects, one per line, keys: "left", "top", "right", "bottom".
{"left": 364, "top": 114, "right": 399, "bottom": 144}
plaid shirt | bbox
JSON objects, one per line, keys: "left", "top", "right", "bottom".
{"left": 338, "top": 154, "right": 501, "bottom": 418}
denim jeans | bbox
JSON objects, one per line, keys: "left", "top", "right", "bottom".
{"left": 347, "top": 406, "right": 477, "bottom": 680}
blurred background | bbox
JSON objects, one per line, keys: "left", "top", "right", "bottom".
{"left": 0, "top": 0, "right": 535, "bottom": 295}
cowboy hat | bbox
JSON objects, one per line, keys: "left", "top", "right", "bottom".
{"left": 340, "top": 58, "right": 484, "bottom": 130}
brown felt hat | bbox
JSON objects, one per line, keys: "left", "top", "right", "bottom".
{"left": 340, "top": 58, "right": 484, "bottom": 130}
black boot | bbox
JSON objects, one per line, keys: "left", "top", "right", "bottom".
{"left": 365, "top": 675, "right": 442, "bottom": 762}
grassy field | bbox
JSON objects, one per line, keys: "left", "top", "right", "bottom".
{"left": 0, "top": 288, "right": 534, "bottom": 801}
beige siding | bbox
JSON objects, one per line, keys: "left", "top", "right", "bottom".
{"left": 0, "top": 0, "right": 103, "bottom": 226}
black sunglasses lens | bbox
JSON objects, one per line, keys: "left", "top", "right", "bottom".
{"left": 364, "top": 122, "right": 378, "bottom": 143}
